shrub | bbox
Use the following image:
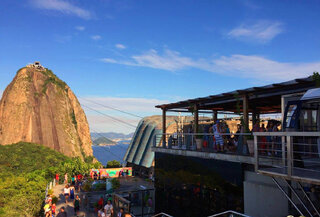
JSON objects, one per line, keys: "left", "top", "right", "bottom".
{"left": 0, "top": 142, "right": 97, "bottom": 216}
{"left": 106, "top": 160, "right": 121, "bottom": 168}
{"left": 110, "top": 178, "right": 120, "bottom": 190}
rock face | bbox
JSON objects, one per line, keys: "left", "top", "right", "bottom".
{"left": 0, "top": 67, "right": 93, "bottom": 158}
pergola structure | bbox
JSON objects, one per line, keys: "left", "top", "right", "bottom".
{"left": 156, "top": 76, "right": 317, "bottom": 135}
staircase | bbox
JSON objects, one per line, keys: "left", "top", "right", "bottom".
{"left": 273, "top": 177, "right": 320, "bottom": 217}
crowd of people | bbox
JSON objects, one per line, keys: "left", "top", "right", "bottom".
{"left": 43, "top": 173, "right": 83, "bottom": 217}
{"left": 43, "top": 172, "right": 134, "bottom": 217}
{"left": 170, "top": 119, "right": 282, "bottom": 155}
{"left": 97, "top": 196, "right": 133, "bottom": 217}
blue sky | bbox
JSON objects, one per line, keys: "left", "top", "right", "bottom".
{"left": 1, "top": 0, "right": 320, "bottom": 133}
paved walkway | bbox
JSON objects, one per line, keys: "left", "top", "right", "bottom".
{"left": 52, "top": 184, "right": 95, "bottom": 217}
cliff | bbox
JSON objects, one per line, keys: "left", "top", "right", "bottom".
{"left": 0, "top": 65, "right": 93, "bottom": 158}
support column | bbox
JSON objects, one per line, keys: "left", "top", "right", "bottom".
{"left": 213, "top": 110, "right": 218, "bottom": 123}
{"left": 162, "top": 108, "right": 166, "bottom": 147}
{"left": 194, "top": 104, "right": 199, "bottom": 133}
{"left": 243, "top": 94, "right": 249, "bottom": 131}
{"left": 252, "top": 110, "right": 257, "bottom": 126}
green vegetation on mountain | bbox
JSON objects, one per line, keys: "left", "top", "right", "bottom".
{"left": 0, "top": 142, "right": 101, "bottom": 217}
{"left": 41, "top": 68, "right": 67, "bottom": 94}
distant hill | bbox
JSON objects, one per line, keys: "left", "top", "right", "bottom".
{"left": 93, "top": 137, "right": 117, "bottom": 146}
{"left": 91, "top": 132, "right": 134, "bottom": 140}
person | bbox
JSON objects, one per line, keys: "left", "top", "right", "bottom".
{"left": 117, "top": 208, "right": 124, "bottom": 217}
{"left": 52, "top": 203, "right": 56, "bottom": 216}
{"left": 64, "top": 185, "right": 70, "bottom": 203}
{"left": 64, "top": 173, "right": 68, "bottom": 184}
{"left": 213, "top": 120, "right": 224, "bottom": 152}
{"left": 69, "top": 185, "right": 75, "bottom": 200}
{"left": 98, "top": 207, "right": 106, "bottom": 217}
{"left": 147, "top": 197, "right": 153, "bottom": 213}
{"left": 43, "top": 201, "right": 52, "bottom": 217}
{"left": 71, "top": 175, "right": 76, "bottom": 185}
{"left": 273, "top": 121, "right": 281, "bottom": 156}
{"left": 104, "top": 200, "right": 113, "bottom": 217}
{"left": 98, "top": 196, "right": 104, "bottom": 209}
{"left": 77, "top": 174, "right": 83, "bottom": 182}
{"left": 56, "top": 207, "right": 67, "bottom": 217}
{"left": 260, "top": 123, "right": 267, "bottom": 154}
{"left": 55, "top": 173, "right": 59, "bottom": 184}
{"left": 266, "top": 121, "right": 274, "bottom": 156}
{"left": 46, "top": 194, "right": 52, "bottom": 204}
{"left": 93, "top": 171, "right": 98, "bottom": 180}
{"left": 252, "top": 122, "right": 260, "bottom": 133}
{"left": 74, "top": 194, "right": 81, "bottom": 215}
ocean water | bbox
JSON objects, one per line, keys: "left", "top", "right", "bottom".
{"left": 92, "top": 142, "right": 129, "bottom": 166}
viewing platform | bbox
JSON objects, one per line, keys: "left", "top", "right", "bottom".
{"left": 152, "top": 131, "right": 320, "bottom": 185}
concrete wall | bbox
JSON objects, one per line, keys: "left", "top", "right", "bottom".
{"left": 244, "top": 171, "right": 288, "bottom": 217}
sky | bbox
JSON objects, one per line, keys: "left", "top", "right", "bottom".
{"left": 0, "top": 0, "right": 320, "bottom": 134}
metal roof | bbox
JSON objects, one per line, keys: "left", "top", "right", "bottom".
{"left": 156, "top": 76, "right": 316, "bottom": 114}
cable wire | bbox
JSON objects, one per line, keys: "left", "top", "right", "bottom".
{"left": 79, "top": 97, "right": 143, "bottom": 119}
{"left": 81, "top": 104, "right": 137, "bottom": 129}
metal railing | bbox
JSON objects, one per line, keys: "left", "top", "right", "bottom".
{"left": 208, "top": 210, "right": 251, "bottom": 217}
{"left": 153, "top": 133, "right": 253, "bottom": 156}
{"left": 253, "top": 131, "right": 320, "bottom": 183}
{"left": 152, "top": 213, "right": 174, "bottom": 217}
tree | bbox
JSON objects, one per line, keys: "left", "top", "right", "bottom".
{"left": 106, "top": 160, "right": 121, "bottom": 168}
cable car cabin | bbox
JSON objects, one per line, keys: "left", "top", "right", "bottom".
{"left": 283, "top": 88, "right": 320, "bottom": 132}
{"left": 283, "top": 88, "right": 320, "bottom": 171}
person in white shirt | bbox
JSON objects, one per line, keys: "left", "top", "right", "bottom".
{"left": 104, "top": 200, "right": 113, "bottom": 217}
{"left": 63, "top": 185, "right": 70, "bottom": 203}
{"left": 98, "top": 207, "right": 106, "bottom": 217}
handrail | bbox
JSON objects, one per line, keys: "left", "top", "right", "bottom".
{"left": 152, "top": 212, "right": 174, "bottom": 217}
{"left": 156, "top": 133, "right": 252, "bottom": 136}
{"left": 253, "top": 131, "right": 320, "bottom": 137}
{"left": 208, "top": 210, "right": 251, "bottom": 217}
{"left": 253, "top": 131, "right": 320, "bottom": 184}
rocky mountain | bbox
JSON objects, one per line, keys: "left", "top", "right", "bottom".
{"left": 0, "top": 64, "right": 93, "bottom": 158}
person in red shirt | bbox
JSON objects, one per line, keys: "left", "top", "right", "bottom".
{"left": 77, "top": 174, "right": 82, "bottom": 182}
{"left": 52, "top": 203, "right": 56, "bottom": 215}
{"left": 98, "top": 196, "right": 104, "bottom": 209}
{"left": 55, "top": 173, "right": 59, "bottom": 184}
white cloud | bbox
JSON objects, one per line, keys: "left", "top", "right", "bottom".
{"left": 228, "top": 20, "right": 284, "bottom": 43}
{"left": 75, "top": 26, "right": 85, "bottom": 31}
{"left": 30, "top": 0, "right": 91, "bottom": 19}
{"left": 101, "top": 58, "right": 117, "bottom": 63}
{"left": 91, "top": 35, "right": 102, "bottom": 40}
{"left": 131, "top": 49, "right": 196, "bottom": 71}
{"left": 115, "top": 44, "right": 126, "bottom": 50}
{"left": 100, "top": 49, "right": 320, "bottom": 81}
{"left": 210, "top": 55, "right": 320, "bottom": 80}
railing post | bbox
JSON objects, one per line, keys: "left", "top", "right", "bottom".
{"left": 192, "top": 134, "right": 194, "bottom": 150}
{"left": 253, "top": 134, "right": 258, "bottom": 172}
{"left": 282, "top": 136, "right": 286, "bottom": 169}
{"left": 287, "top": 135, "right": 292, "bottom": 177}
